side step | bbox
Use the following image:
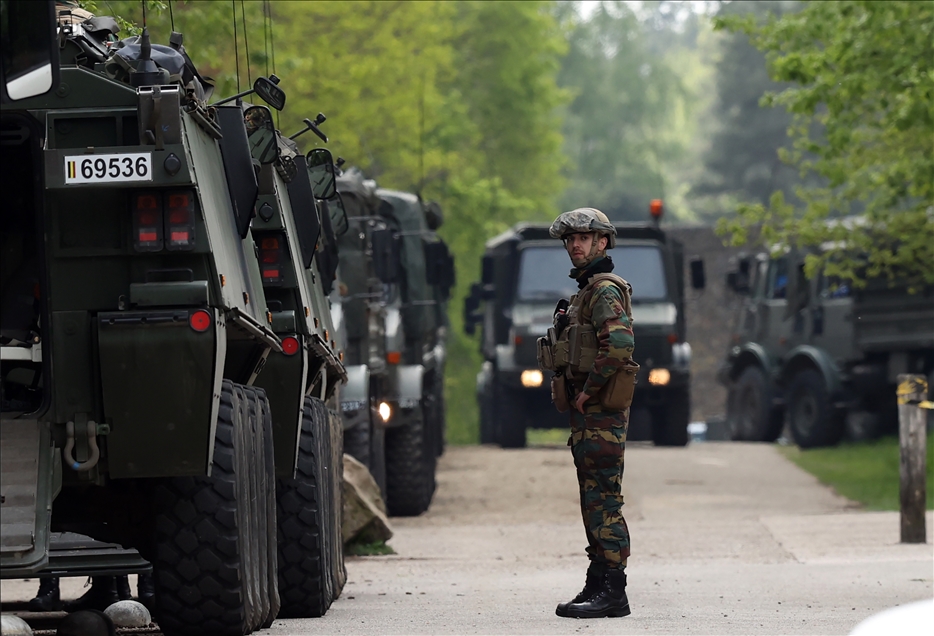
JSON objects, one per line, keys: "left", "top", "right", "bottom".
{"left": 42, "top": 532, "right": 150, "bottom": 578}
{"left": 0, "top": 418, "right": 53, "bottom": 577}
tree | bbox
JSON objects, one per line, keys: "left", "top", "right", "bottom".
{"left": 557, "top": 1, "right": 692, "bottom": 221}
{"left": 716, "top": 1, "right": 934, "bottom": 289}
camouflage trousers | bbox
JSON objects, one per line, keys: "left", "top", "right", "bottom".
{"left": 568, "top": 408, "right": 630, "bottom": 570}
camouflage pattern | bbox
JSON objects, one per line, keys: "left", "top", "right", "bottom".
{"left": 569, "top": 409, "right": 630, "bottom": 569}
{"left": 549, "top": 209, "right": 618, "bottom": 248}
{"left": 566, "top": 258, "right": 634, "bottom": 570}
{"left": 578, "top": 280, "right": 635, "bottom": 401}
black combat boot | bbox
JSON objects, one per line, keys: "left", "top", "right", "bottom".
{"left": 65, "top": 576, "right": 120, "bottom": 612}
{"left": 562, "top": 569, "right": 630, "bottom": 618}
{"left": 28, "top": 577, "right": 62, "bottom": 612}
{"left": 556, "top": 561, "right": 606, "bottom": 617}
{"left": 116, "top": 575, "right": 132, "bottom": 601}
{"left": 137, "top": 572, "right": 155, "bottom": 611}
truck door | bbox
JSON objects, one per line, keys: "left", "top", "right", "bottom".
{"left": 756, "top": 257, "right": 793, "bottom": 356}
{"left": 808, "top": 273, "right": 853, "bottom": 361}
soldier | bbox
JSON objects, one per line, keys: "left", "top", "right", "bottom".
{"left": 545, "top": 208, "right": 637, "bottom": 619}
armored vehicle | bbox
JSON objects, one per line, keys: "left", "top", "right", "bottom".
{"left": 464, "top": 205, "right": 704, "bottom": 447}
{"left": 719, "top": 248, "right": 934, "bottom": 447}
{"left": 335, "top": 173, "right": 454, "bottom": 516}
{"left": 1, "top": 7, "right": 345, "bottom": 633}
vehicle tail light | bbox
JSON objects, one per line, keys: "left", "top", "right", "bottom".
{"left": 165, "top": 190, "right": 196, "bottom": 251}
{"left": 386, "top": 351, "right": 401, "bottom": 365}
{"left": 189, "top": 309, "right": 212, "bottom": 332}
{"left": 132, "top": 192, "right": 163, "bottom": 252}
{"left": 259, "top": 234, "right": 285, "bottom": 285}
{"left": 667, "top": 333, "right": 679, "bottom": 344}
{"left": 281, "top": 335, "right": 300, "bottom": 356}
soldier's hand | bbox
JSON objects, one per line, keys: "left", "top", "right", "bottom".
{"left": 574, "top": 392, "right": 588, "bottom": 413}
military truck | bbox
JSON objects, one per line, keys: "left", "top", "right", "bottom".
{"left": 1, "top": 8, "right": 344, "bottom": 634}
{"left": 719, "top": 248, "right": 934, "bottom": 447}
{"left": 464, "top": 205, "right": 704, "bottom": 448}
{"left": 335, "top": 173, "right": 454, "bottom": 516}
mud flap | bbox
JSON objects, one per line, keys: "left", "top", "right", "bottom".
{"left": 0, "top": 418, "right": 54, "bottom": 576}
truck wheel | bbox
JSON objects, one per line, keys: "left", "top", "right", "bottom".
{"left": 369, "top": 411, "right": 388, "bottom": 504}
{"left": 343, "top": 419, "right": 371, "bottom": 467}
{"left": 385, "top": 405, "right": 435, "bottom": 516}
{"left": 236, "top": 386, "right": 263, "bottom": 632}
{"left": 787, "top": 369, "right": 844, "bottom": 448}
{"left": 494, "top": 383, "right": 526, "bottom": 449}
{"left": 478, "top": 380, "right": 496, "bottom": 444}
{"left": 246, "top": 387, "right": 281, "bottom": 627}
{"left": 149, "top": 380, "right": 254, "bottom": 636}
{"left": 310, "top": 397, "right": 344, "bottom": 608}
{"left": 276, "top": 396, "right": 333, "bottom": 617}
{"left": 727, "top": 366, "right": 782, "bottom": 442}
{"left": 652, "top": 388, "right": 690, "bottom": 447}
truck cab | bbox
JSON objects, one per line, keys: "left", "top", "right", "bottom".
{"left": 465, "top": 210, "right": 703, "bottom": 447}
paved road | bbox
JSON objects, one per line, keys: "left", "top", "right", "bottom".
{"left": 271, "top": 442, "right": 932, "bottom": 635}
{"left": 3, "top": 442, "right": 931, "bottom": 634}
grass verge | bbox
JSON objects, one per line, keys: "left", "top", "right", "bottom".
{"left": 779, "top": 435, "right": 934, "bottom": 511}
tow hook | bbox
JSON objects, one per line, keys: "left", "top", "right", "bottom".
{"left": 63, "top": 419, "right": 101, "bottom": 472}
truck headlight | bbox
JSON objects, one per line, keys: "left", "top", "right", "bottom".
{"left": 520, "top": 369, "right": 543, "bottom": 388}
{"left": 648, "top": 368, "right": 671, "bottom": 386}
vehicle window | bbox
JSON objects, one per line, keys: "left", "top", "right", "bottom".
{"left": 516, "top": 245, "right": 668, "bottom": 302}
{"left": 766, "top": 258, "right": 788, "bottom": 300}
{"left": 819, "top": 273, "right": 852, "bottom": 299}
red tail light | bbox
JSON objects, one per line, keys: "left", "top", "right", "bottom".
{"left": 165, "top": 190, "right": 196, "bottom": 251}
{"left": 281, "top": 335, "right": 300, "bottom": 355}
{"left": 189, "top": 309, "right": 212, "bottom": 332}
{"left": 132, "top": 192, "right": 163, "bottom": 252}
{"left": 258, "top": 233, "right": 285, "bottom": 285}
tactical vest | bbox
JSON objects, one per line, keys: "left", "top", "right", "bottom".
{"left": 537, "top": 273, "right": 639, "bottom": 412}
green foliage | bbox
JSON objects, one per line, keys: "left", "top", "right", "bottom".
{"left": 715, "top": 1, "right": 934, "bottom": 289}
{"left": 345, "top": 539, "right": 395, "bottom": 556}
{"left": 779, "top": 435, "right": 934, "bottom": 511}
{"left": 557, "top": 1, "right": 690, "bottom": 221}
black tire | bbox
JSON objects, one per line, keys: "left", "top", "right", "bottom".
{"left": 424, "top": 369, "right": 446, "bottom": 457}
{"left": 236, "top": 386, "right": 263, "bottom": 633}
{"left": 276, "top": 395, "right": 335, "bottom": 618}
{"left": 651, "top": 388, "right": 690, "bottom": 447}
{"left": 494, "top": 382, "right": 526, "bottom": 449}
{"left": 727, "top": 366, "right": 782, "bottom": 442}
{"left": 148, "top": 380, "right": 251, "bottom": 636}
{"left": 385, "top": 404, "right": 435, "bottom": 516}
{"left": 318, "top": 398, "right": 346, "bottom": 604}
{"left": 343, "top": 418, "right": 370, "bottom": 467}
{"left": 246, "top": 387, "right": 280, "bottom": 628}
{"left": 787, "top": 368, "right": 845, "bottom": 448}
{"left": 478, "top": 379, "right": 496, "bottom": 445}
{"left": 368, "top": 407, "right": 387, "bottom": 504}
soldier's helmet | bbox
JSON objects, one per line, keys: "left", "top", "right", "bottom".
{"left": 549, "top": 208, "right": 617, "bottom": 249}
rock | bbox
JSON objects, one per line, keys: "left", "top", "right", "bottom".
{"left": 0, "top": 615, "right": 33, "bottom": 636}
{"left": 103, "top": 600, "right": 151, "bottom": 627}
{"left": 342, "top": 453, "right": 392, "bottom": 544}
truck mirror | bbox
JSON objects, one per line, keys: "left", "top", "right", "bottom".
{"left": 325, "top": 192, "right": 349, "bottom": 237}
{"left": 307, "top": 148, "right": 336, "bottom": 200}
{"left": 1, "top": 0, "right": 60, "bottom": 103}
{"left": 253, "top": 76, "right": 286, "bottom": 111}
{"left": 690, "top": 257, "right": 705, "bottom": 290}
{"left": 243, "top": 106, "right": 278, "bottom": 165}
{"left": 424, "top": 201, "right": 444, "bottom": 230}
{"left": 481, "top": 255, "right": 493, "bottom": 285}
{"left": 464, "top": 283, "right": 483, "bottom": 335}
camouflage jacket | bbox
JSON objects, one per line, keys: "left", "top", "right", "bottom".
{"left": 578, "top": 278, "right": 635, "bottom": 398}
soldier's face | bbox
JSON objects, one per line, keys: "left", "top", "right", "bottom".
{"left": 564, "top": 232, "right": 607, "bottom": 267}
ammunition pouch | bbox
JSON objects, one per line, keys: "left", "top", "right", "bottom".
{"left": 537, "top": 327, "right": 570, "bottom": 372}
{"left": 598, "top": 359, "right": 640, "bottom": 411}
{"left": 567, "top": 324, "right": 597, "bottom": 373}
{"left": 551, "top": 374, "right": 570, "bottom": 413}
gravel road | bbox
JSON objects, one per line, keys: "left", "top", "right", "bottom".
{"left": 271, "top": 441, "right": 932, "bottom": 635}
{"left": 4, "top": 442, "right": 931, "bottom": 635}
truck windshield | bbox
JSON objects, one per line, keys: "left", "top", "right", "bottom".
{"left": 516, "top": 245, "right": 668, "bottom": 302}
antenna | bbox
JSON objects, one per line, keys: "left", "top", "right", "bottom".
{"left": 240, "top": 0, "right": 251, "bottom": 86}
{"left": 231, "top": 0, "right": 241, "bottom": 93}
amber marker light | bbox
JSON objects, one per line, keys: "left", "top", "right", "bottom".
{"left": 521, "top": 369, "right": 543, "bottom": 388}
{"left": 648, "top": 368, "right": 671, "bottom": 386}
